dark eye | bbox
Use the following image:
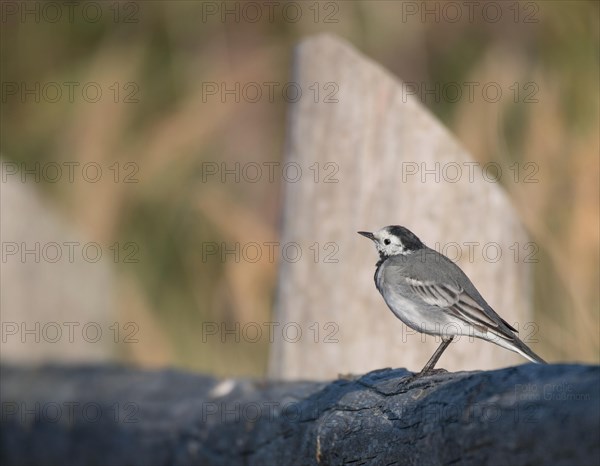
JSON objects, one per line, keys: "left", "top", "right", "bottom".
{"left": 384, "top": 239, "right": 391, "bottom": 245}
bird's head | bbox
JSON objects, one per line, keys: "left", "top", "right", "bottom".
{"left": 358, "top": 225, "right": 425, "bottom": 258}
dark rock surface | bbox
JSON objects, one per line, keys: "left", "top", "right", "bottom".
{"left": 1, "top": 364, "right": 598, "bottom": 465}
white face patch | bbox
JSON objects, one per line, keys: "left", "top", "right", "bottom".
{"left": 373, "top": 227, "right": 407, "bottom": 256}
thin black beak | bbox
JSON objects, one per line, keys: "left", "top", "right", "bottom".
{"left": 357, "top": 231, "right": 375, "bottom": 241}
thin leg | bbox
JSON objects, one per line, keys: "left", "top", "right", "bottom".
{"left": 419, "top": 336, "right": 454, "bottom": 375}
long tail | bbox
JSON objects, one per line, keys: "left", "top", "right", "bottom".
{"left": 484, "top": 327, "right": 546, "bottom": 363}
{"left": 507, "top": 335, "right": 546, "bottom": 364}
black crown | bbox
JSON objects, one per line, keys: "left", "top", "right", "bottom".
{"left": 388, "top": 225, "right": 425, "bottom": 251}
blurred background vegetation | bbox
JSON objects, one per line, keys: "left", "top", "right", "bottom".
{"left": 1, "top": 1, "right": 598, "bottom": 376}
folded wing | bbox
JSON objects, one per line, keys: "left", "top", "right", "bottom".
{"left": 405, "top": 277, "right": 518, "bottom": 338}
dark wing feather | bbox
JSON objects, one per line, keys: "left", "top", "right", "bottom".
{"left": 406, "top": 277, "right": 516, "bottom": 338}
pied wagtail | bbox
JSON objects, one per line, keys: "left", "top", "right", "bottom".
{"left": 358, "top": 225, "right": 545, "bottom": 375}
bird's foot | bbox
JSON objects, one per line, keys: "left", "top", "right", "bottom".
{"left": 418, "top": 368, "right": 448, "bottom": 377}
{"left": 396, "top": 368, "right": 448, "bottom": 388}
